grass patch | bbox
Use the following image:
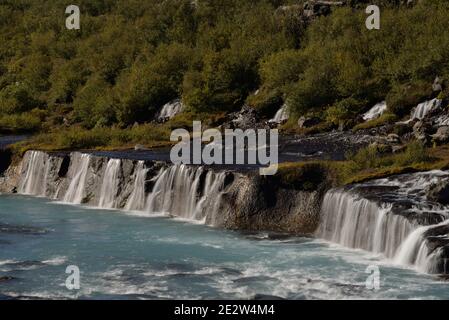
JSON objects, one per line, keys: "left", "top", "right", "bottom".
{"left": 10, "top": 124, "right": 173, "bottom": 156}
{"left": 352, "top": 113, "right": 397, "bottom": 131}
{"left": 9, "top": 110, "right": 229, "bottom": 156}
{"left": 276, "top": 161, "right": 339, "bottom": 191}
{"left": 0, "top": 112, "right": 44, "bottom": 134}
{"left": 339, "top": 141, "right": 444, "bottom": 184}
{"left": 276, "top": 141, "right": 449, "bottom": 188}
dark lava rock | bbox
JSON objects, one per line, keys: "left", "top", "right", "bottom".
{"left": 0, "top": 276, "right": 16, "bottom": 283}
{"left": 426, "top": 180, "right": 449, "bottom": 205}
{"left": 227, "top": 105, "right": 261, "bottom": 130}
{"left": 432, "top": 126, "right": 449, "bottom": 144}
{"left": 433, "top": 76, "right": 443, "bottom": 92}
{"left": 297, "top": 116, "right": 321, "bottom": 128}
{"left": 233, "top": 276, "right": 277, "bottom": 284}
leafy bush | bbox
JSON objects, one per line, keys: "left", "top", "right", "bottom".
{"left": 386, "top": 81, "right": 433, "bottom": 117}
{"left": 245, "top": 88, "right": 283, "bottom": 118}
{"left": 259, "top": 50, "right": 305, "bottom": 94}
{"left": 114, "top": 43, "right": 193, "bottom": 126}
{"left": 0, "top": 111, "right": 42, "bottom": 133}
{"left": 325, "top": 97, "right": 366, "bottom": 126}
{"left": 0, "top": 83, "right": 39, "bottom": 114}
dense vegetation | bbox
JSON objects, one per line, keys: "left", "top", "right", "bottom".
{"left": 0, "top": 0, "right": 448, "bottom": 144}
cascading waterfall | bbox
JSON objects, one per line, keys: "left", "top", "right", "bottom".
{"left": 393, "top": 225, "right": 431, "bottom": 271}
{"left": 317, "top": 190, "right": 414, "bottom": 258}
{"left": 157, "top": 99, "right": 184, "bottom": 121}
{"left": 146, "top": 165, "right": 226, "bottom": 221}
{"left": 317, "top": 171, "right": 449, "bottom": 274}
{"left": 63, "top": 153, "right": 91, "bottom": 204}
{"left": 124, "top": 161, "right": 148, "bottom": 211}
{"left": 17, "top": 150, "right": 228, "bottom": 224}
{"left": 269, "top": 104, "right": 289, "bottom": 123}
{"left": 98, "top": 159, "right": 121, "bottom": 209}
{"left": 362, "top": 101, "right": 387, "bottom": 121}
{"left": 411, "top": 98, "right": 442, "bottom": 120}
{"left": 18, "top": 151, "right": 49, "bottom": 196}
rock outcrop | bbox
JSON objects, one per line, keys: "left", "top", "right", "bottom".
{"left": 212, "top": 173, "right": 325, "bottom": 234}
{"left": 426, "top": 180, "right": 449, "bottom": 205}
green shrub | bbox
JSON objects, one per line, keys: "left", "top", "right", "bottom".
{"left": 386, "top": 81, "right": 433, "bottom": 117}
{"left": 325, "top": 97, "right": 366, "bottom": 126}
{"left": 259, "top": 50, "right": 305, "bottom": 94}
{"left": 0, "top": 83, "right": 39, "bottom": 115}
{"left": 394, "top": 141, "right": 429, "bottom": 167}
{"left": 0, "top": 112, "right": 42, "bottom": 133}
{"left": 277, "top": 162, "right": 330, "bottom": 191}
{"left": 245, "top": 88, "right": 283, "bottom": 118}
{"left": 115, "top": 43, "right": 193, "bottom": 126}
{"left": 353, "top": 113, "right": 397, "bottom": 131}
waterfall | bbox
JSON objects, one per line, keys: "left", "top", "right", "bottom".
{"left": 362, "top": 101, "right": 387, "bottom": 121}
{"left": 98, "top": 159, "right": 121, "bottom": 209}
{"left": 18, "top": 151, "right": 49, "bottom": 196}
{"left": 157, "top": 99, "right": 184, "bottom": 121}
{"left": 317, "top": 171, "right": 449, "bottom": 274}
{"left": 269, "top": 104, "right": 289, "bottom": 124}
{"left": 15, "top": 150, "right": 232, "bottom": 225}
{"left": 411, "top": 98, "right": 442, "bottom": 120}
{"left": 146, "top": 165, "right": 226, "bottom": 221}
{"left": 393, "top": 225, "right": 430, "bottom": 270}
{"left": 317, "top": 190, "right": 414, "bottom": 258}
{"left": 63, "top": 153, "right": 91, "bottom": 204}
{"left": 124, "top": 161, "right": 148, "bottom": 211}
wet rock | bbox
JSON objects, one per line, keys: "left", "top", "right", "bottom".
{"left": 432, "top": 126, "right": 449, "bottom": 144}
{"left": 134, "top": 144, "right": 146, "bottom": 151}
{"left": 392, "top": 122, "right": 413, "bottom": 137}
{"left": 416, "top": 133, "right": 430, "bottom": 145}
{"left": 433, "top": 76, "right": 443, "bottom": 92}
{"left": 211, "top": 171, "right": 328, "bottom": 234}
{"left": 226, "top": 105, "right": 261, "bottom": 130}
{"left": 303, "top": 1, "right": 343, "bottom": 18}
{"left": 413, "top": 120, "right": 434, "bottom": 136}
{"left": 426, "top": 180, "right": 449, "bottom": 205}
{"left": 0, "top": 276, "right": 15, "bottom": 283}
{"left": 297, "top": 116, "right": 320, "bottom": 128}
{"left": 0, "top": 149, "right": 12, "bottom": 176}
{"left": 387, "top": 133, "right": 401, "bottom": 144}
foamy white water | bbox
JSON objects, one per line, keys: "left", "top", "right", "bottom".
{"left": 269, "top": 104, "right": 289, "bottom": 123}
{"left": 363, "top": 101, "right": 387, "bottom": 121}
{"left": 157, "top": 99, "right": 184, "bottom": 121}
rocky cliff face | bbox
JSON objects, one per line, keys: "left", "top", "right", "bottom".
{"left": 212, "top": 173, "right": 324, "bottom": 234}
